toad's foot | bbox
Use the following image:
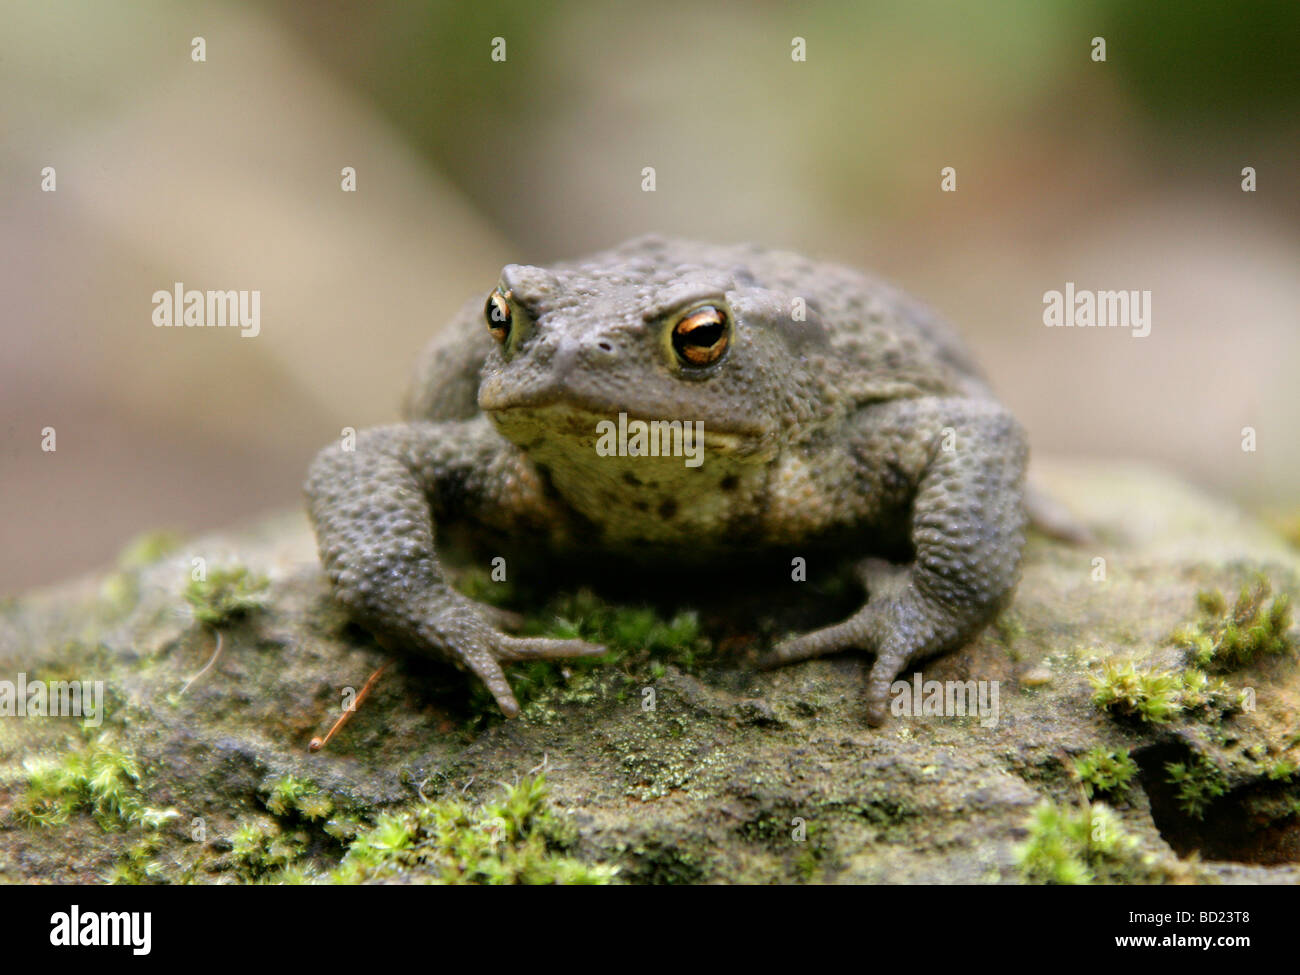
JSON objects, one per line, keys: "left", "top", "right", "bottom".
{"left": 759, "top": 558, "right": 929, "bottom": 726}
{"left": 393, "top": 597, "right": 606, "bottom": 717}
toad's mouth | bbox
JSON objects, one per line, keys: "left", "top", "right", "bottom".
{"left": 482, "top": 398, "right": 772, "bottom": 456}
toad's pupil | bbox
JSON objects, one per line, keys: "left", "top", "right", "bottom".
{"left": 674, "top": 307, "right": 728, "bottom": 364}
{"left": 486, "top": 293, "right": 511, "bottom": 335}
{"left": 681, "top": 320, "right": 721, "bottom": 345}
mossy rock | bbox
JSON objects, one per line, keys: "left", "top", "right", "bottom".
{"left": 1, "top": 459, "right": 1298, "bottom": 883}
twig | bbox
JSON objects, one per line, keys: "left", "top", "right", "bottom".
{"left": 309, "top": 662, "right": 388, "bottom": 752}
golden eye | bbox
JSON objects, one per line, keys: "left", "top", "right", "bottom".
{"left": 671, "top": 305, "right": 729, "bottom": 367}
{"left": 485, "top": 290, "right": 512, "bottom": 342}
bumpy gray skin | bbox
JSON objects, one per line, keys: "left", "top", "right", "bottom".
{"left": 305, "top": 236, "right": 1028, "bottom": 725}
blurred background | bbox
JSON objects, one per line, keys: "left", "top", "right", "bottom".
{"left": 2, "top": 0, "right": 1297, "bottom": 593}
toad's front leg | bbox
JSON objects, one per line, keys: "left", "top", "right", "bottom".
{"left": 760, "top": 398, "right": 1028, "bottom": 725}
{"left": 304, "top": 416, "right": 604, "bottom": 716}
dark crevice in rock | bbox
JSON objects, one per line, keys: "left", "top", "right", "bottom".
{"left": 1136, "top": 740, "right": 1300, "bottom": 865}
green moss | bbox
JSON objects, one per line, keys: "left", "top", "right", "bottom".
{"left": 465, "top": 589, "right": 711, "bottom": 720}
{"left": 1265, "top": 759, "right": 1298, "bottom": 781}
{"left": 296, "top": 793, "right": 335, "bottom": 821}
{"left": 322, "top": 816, "right": 362, "bottom": 842}
{"left": 220, "top": 776, "right": 344, "bottom": 880}
{"left": 230, "top": 816, "right": 309, "bottom": 878}
{"left": 451, "top": 565, "right": 517, "bottom": 607}
{"left": 14, "top": 733, "right": 179, "bottom": 831}
{"left": 737, "top": 811, "right": 791, "bottom": 845}
{"left": 263, "top": 775, "right": 332, "bottom": 820}
{"left": 1073, "top": 747, "right": 1138, "bottom": 800}
{"left": 1089, "top": 660, "right": 1184, "bottom": 724}
{"left": 230, "top": 819, "right": 269, "bottom": 863}
{"left": 222, "top": 776, "right": 615, "bottom": 884}
{"left": 183, "top": 566, "right": 268, "bottom": 626}
{"left": 795, "top": 840, "right": 827, "bottom": 882}
{"left": 1090, "top": 657, "right": 1241, "bottom": 726}
{"left": 14, "top": 734, "right": 184, "bottom": 884}
{"left": 107, "top": 835, "right": 169, "bottom": 885}
{"left": 1017, "top": 801, "right": 1142, "bottom": 884}
{"left": 1016, "top": 801, "right": 1188, "bottom": 884}
{"left": 261, "top": 775, "right": 337, "bottom": 822}
{"left": 540, "top": 591, "right": 709, "bottom": 669}
{"left": 118, "top": 530, "right": 184, "bottom": 569}
{"left": 454, "top": 577, "right": 710, "bottom": 671}
{"left": 1176, "top": 668, "right": 1239, "bottom": 717}
{"left": 1174, "top": 576, "right": 1294, "bottom": 671}
{"left": 745, "top": 816, "right": 831, "bottom": 882}
{"left": 316, "top": 775, "right": 615, "bottom": 885}
{"left": 1165, "top": 753, "right": 1227, "bottom": 819}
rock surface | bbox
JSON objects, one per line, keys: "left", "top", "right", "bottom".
{"left": 1, "top": 459, "right": 1298, "bottom": 884}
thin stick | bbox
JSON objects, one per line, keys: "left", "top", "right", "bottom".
{"left": 310, "top": 663, "right": 388, "bottom": 752}
{"left": 179, "top": 630, "right": 224, "bottom": 697}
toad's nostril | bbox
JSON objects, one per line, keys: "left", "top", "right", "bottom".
{"left": 597, "top": 341, "right": 613, "bottom": 353}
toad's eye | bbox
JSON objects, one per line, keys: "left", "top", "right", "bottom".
{"left": 485, "top": 290, "right": 512, "bottom": 343}
{"left": 671, "top": 305, "right": 729, "bottom": 367}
